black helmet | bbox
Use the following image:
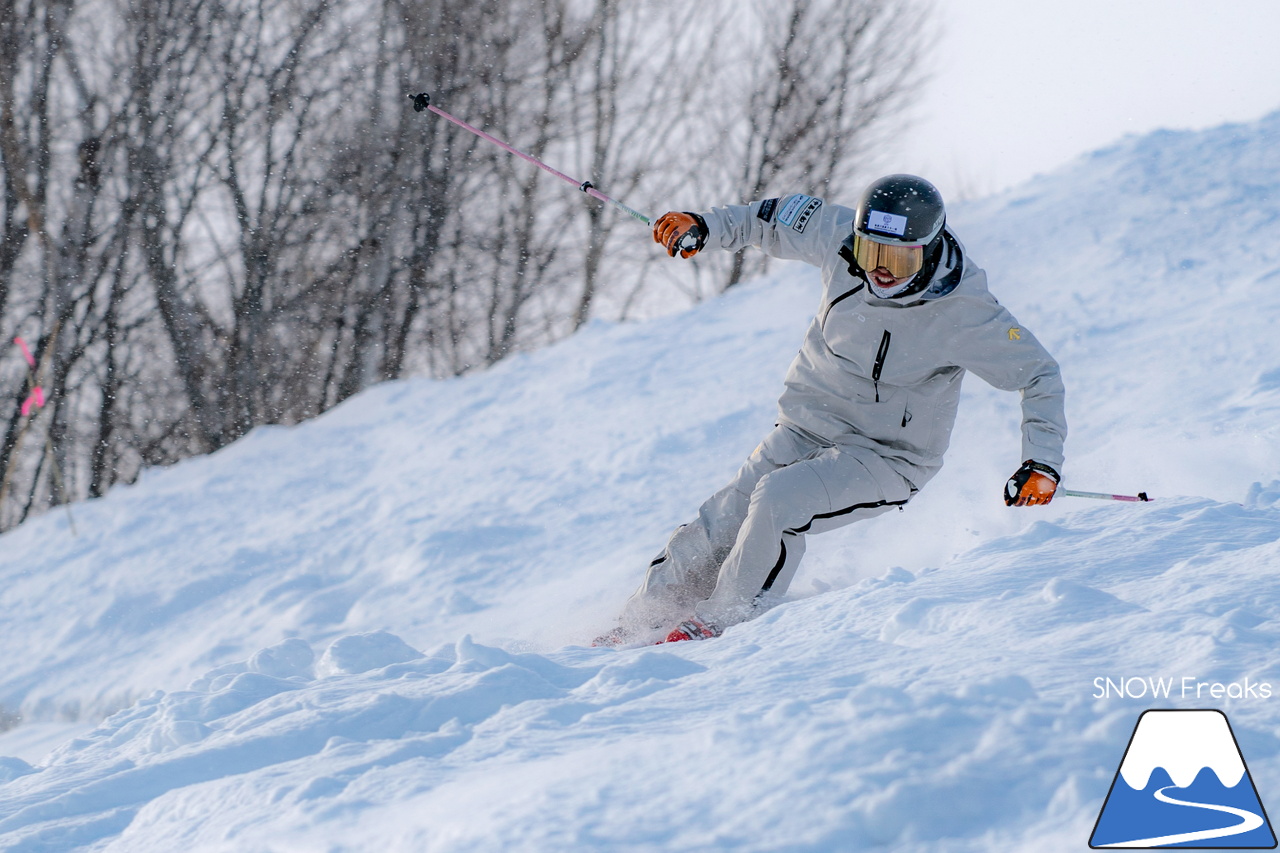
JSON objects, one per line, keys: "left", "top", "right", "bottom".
{"left": 854, "top": 174, "right": 945, "bottom": 248}
{"left": 844, "top": 174, "right": 947, "bottom": 284}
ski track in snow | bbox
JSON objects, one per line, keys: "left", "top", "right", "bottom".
{"left": 1, "top": 110, "right": 1280, "bottom": 850}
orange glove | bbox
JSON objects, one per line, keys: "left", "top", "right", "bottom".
{"left": 1004, "top": 460, "right": 1059, "bottom": 506}
{"left": 653, "top": 211, "right": 707, "bottom": 259}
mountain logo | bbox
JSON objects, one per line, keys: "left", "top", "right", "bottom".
{"left": 1090, "top": 709, "right": 1276, "bottom": 848}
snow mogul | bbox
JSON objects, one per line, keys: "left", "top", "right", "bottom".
{"left": 595, "top": 175, "right": 1067, "bottom": 646}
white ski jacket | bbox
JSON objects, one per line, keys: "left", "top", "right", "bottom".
{"left": 700, "top": 194, "right": 1067, "bottom": 490}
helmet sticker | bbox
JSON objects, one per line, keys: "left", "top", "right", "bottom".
{"left": 866, "top": 209, "right": 907, "bottom": 236}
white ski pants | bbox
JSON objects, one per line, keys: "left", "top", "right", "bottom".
{"left": 620, "top": 423, "right": 915, "bottom": 632}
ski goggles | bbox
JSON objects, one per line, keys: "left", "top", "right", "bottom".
{"left": 851, "top": 232, "right": 924, "bottom": 278}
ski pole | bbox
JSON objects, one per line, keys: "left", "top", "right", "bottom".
{"left": 408, "top": 92, "right": 698, "bottom": 251}
{"left": 1059, "top": 488, "right": 1153, "bottom": 503}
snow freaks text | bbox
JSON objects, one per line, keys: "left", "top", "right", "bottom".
{"left": 1093, "top": 676, "right": 1274, "bottom": 701}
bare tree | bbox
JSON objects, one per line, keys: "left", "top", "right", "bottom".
{"left": 706, "top": 0, "right": 933, "bottom": 290}
{"left": 0, "top": 0, "right": 934, "bottom": 532}
{"left": 0, "top": 0, "right": 117, "bottom": 524}
{"left": 563, "top": 0, "right": 727, "bottom": 329}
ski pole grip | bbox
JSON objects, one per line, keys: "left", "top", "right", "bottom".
{"left": 410, "top": 92, "right": 431, "bottom": 112}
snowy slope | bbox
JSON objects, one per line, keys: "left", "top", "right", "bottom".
{"left": 1, "top": 109, "right": 1280, "bottom": 851}
{"left": 3, "top": 494, "right": 1280, "bottom": 852}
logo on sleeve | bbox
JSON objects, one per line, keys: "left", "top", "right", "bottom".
{"left": 777, "top": 194, "right": 816, "bottom": 228}
{"left": 757, "top": 198, "right": 779, "bottom": 223}
{"left": 791, "top": 197, "right": 823, "bottom": 233}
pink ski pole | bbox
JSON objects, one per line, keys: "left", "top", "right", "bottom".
{"left": 1059, "top": 488, "right": 1153, "bottom": 503}
{"left": 409, "top": 93, "right": 698, "bottom": 250}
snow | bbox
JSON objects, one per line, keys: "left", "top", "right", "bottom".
{"left": 2, "top": 109, "right": 1280, "bottom": 850}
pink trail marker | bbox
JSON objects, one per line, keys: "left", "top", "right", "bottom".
{"left": 14, "top": 336, "right": 46, "bottom": 417}
{"left": 20, "top": 386, "right": 45, "bottom": 417}
{"left": 15, "top": 336, "right": 36, "bottom": 368}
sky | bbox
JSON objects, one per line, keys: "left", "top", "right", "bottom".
{"left": 893, "top": 0, "right": 1280, "bottom": 201}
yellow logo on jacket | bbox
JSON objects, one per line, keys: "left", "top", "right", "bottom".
{"left": 1008, "top": 327, "right": 1022, "bottom": 341}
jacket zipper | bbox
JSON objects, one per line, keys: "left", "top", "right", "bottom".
{"left": 872, "top": 330, "right": 891, "bottom": 402}
{"left": 821, "top": 283, "right": 865, "bottom": 328}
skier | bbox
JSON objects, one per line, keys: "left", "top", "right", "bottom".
{"left": 594, "top": 175, "right": 1067, "bottom": 646}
